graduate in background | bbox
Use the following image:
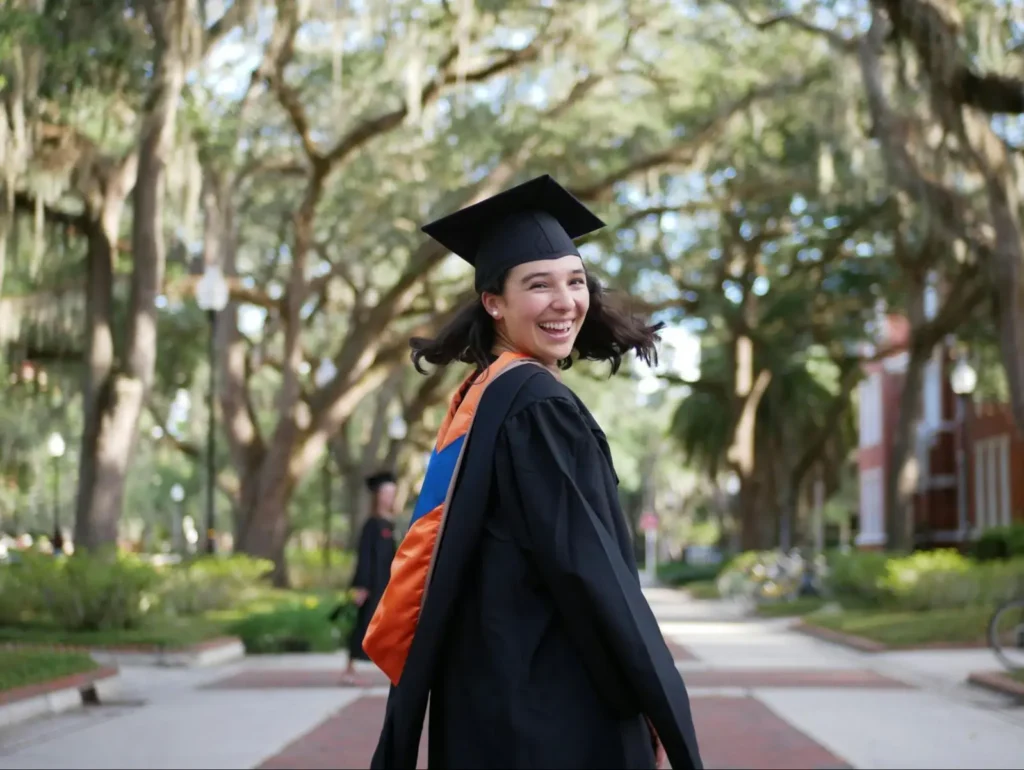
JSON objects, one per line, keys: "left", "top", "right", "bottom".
{"left": 341, "top": 470, "right": 398, "bottom": 686}
{"left": 362, "top": 175, "right": 702, "bottom": 769}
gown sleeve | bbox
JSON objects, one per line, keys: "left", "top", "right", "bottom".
{"left": 351, "top": 518, "right": 378, "bottom": 590}
{"left": 496, "top": 396, "right": 703, "bottom": 770}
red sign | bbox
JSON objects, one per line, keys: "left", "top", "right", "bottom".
{"left": 639, "top": 513, "right": 659, "bottom": 532}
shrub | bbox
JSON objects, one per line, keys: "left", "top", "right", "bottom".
{"left": 228, "top": 598, "right": 347, "bottom": 654}
{"left": 157, "top": 555, "right": 273, "bottom": 616}
{"left": 715, "top": 550, "right": 794, "bottom": 599}
{"left": 974, "top": 558, "right": 1024, "bottom": 605}
{"left": 6, "top": 550, "right": 162, "bottom": 631}
{"left": 657, "top": 560, "right": 722, "bottom": 587}
{"left": 287, "top": 547, "right": 355, "bottom": 591}
{"left": 687, "top": 580, "right": 721, "bottom": 600}
{"left": 0, "top": 564, "right": 27, "bottom": 625}
{"left": 825, "top": 550, "right": 892, "bottom": 604}
{"left": 973, "top": 525, "right": 1024, "bottom": 562}
{"left": 875, "top": 550, "right": 1024, "bottom": 611}
{"left": 878, "top": 549, "right": 972, "bottom": 610}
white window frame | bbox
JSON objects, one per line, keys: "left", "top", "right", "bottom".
{"left": 856, "top": 467, "right": 886, "bottom": 546}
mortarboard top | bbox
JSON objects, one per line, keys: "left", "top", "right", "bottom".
{"left": 421, "top": 174, "right": 606, "bottom": 293}
{"left": 365, "top": 471, "right": 397, "bottom": 492}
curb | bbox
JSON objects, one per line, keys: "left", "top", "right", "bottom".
{"left": 794, "top": 621, "right": 987, "bottom": 654}
{"left": 91, "top": 636, "right": 245, "bottom": 668}
{"left": 967, "top": 670, "right": 1024, "bottom": 699}
{"left": 2, "top": 636, "right": 245, "bottom": 668}
{"left": 0, "top": 666, "right": 120, "bottom": 729}
{"left": 794, "top": 621, "right": 888, "bottom": 653}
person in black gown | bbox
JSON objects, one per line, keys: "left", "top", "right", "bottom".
{"left": 343, "top": 470, "right": 398, "bottom": 685}
{"left": 366, "top": 175, "right": 703, "bottom": 770}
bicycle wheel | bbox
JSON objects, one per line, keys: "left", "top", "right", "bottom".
{"left": 988, "top": 598, "right": 1024, "bottom": 673}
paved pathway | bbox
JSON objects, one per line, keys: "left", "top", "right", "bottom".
{"left": 1, "top": 588, "right": 1022, "bottom": 769}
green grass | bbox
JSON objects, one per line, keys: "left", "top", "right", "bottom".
{"left": 0, "top": 615, "right": 229, "bottom": 649}
{"left": 686, "top": 580, "right": 721, "bottom": 600}
{"left": 0, "top": 649, "right": 99, "bottom": 693}
{"left": 803, "top": 606, "right": 992, "bottom": 647}
{"left": 755, "top": 597, "right": 828, "bottom": 618}
{"left": 1009, "top": 670, "right": 1024, "bottom": 683}
{"left": 0, "top": 588, "right": 351, "bottom": 654}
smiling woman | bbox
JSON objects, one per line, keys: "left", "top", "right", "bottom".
{"left": 363, "top": 175, "right": 703, "bottom": 770}
{"left": 410, "top": 175, "right": 662, "bottom": 376}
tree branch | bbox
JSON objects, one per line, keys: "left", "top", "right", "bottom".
{"left": 321, "top": 39, "right": 546, "bottom": 170}
{"left": 260, "top": 0, "right": 318, "bottom": 162}
{"left": 569, "top": 72, "right": 824, "bottom": 200}
{"left": 722, "top": 0, "right": 859, "bottom": 52}
{"left": 203, "top": 0, "right": 253, "bottom": 54}
{"left": 876, "top": 0, "right": 1024, "bottom": 115}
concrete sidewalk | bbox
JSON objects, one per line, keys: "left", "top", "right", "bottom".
{"left": 0, "top": 589, "right": 1021, "bottom": 769}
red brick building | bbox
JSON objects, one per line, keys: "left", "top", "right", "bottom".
{"left": 856, "top": 314, "right": 1024, "bottom": 549}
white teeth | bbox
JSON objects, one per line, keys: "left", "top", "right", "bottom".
{"left": 540, "top": 322, "right": 572, "bottom": 332}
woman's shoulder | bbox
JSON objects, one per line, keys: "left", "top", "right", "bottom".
{"left": 504, "top": 366, "right": 579, "bottom": 419}
{"left": 502, "top": 367, "right": 605, "bottom": 438}
{"left": 497, "top": 368, "right": 618, "bottom": 480}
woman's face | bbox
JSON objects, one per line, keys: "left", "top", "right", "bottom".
{"left": 482, "top": 255, "right": 590, "bottom": 367}
{"left": 374, "top": 482, "right": 397, "bottom": 516}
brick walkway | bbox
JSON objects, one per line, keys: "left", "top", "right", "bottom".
{"left": 208, "top": 666, "right": 905, "bottom": 693}
{"left": 245, "top": 636, "right": 869, "bottom": 770}
{"left": 258, "top": 693, "right": 852, "bottom": 770}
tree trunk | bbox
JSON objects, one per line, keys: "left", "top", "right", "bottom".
{"left": 778, "top": 472, "right": 799, "bottom": 551}
{"left": 884, "top": 343, "right": 927, "bottom": 552}
{"left": 737, "top": 476, "right": 763, "bottom": 552}
{"left": 234, "top": 424, "right": 299, "bottom": 585}
{"left": 235, "top": 469, "right": 294, "bottom": 585}
{"left": 74, "top": 201, "right": 126, "bottom": 548}
{"left": 729, "top": 334, "right": 773, "bottom": 551}
{"left": 73, "top": 3, "right": 186, "bottom": 550}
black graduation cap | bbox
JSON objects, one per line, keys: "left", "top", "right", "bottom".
{"left": 421, "top": 174, "right": 606, "bottom": 293}
{"left": 365, "top": 471, "right": 397, "bottom": 492}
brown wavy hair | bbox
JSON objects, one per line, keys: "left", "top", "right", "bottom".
{"left": 410, "top": 271, "right": 663, "bottom": 375}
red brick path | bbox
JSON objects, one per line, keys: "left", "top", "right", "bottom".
{"left": 258, "top": 696, "right": 421, "bottom": 770}
{"left": 663, "top": 637, "right": 698, "bottom": 661}
{"left": 258, "top": 694, "right": 851, "bottom": 770}
{"left": 209, "top": 666, "right": 904, "bottom": 693}
{"left": 242, "top": 636, "right": 868, "bottom": 769}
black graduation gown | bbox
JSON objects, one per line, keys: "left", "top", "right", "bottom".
{"left": 349, "top": 515, "right": 397, "bottom": 661}
{"left": 373, "top": 369, "right": 702, "bottom": 770}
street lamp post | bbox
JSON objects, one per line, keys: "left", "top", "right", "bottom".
{"left": 195, "top": 264, "right": 230, "bottom": 555}
{"left": 950, "top": 358, "right": 978, "bottom": 542}
{"left": 47, "top": 432, "right": 65, "bottom": 554}
{"left": 170, "top": 483, "right": 185, "bottom": 554}
{"left": 314, "top": 359, "right": 338, "bottom": 572}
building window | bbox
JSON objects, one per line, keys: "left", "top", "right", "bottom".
{"left": 974, "top": 437, "right": 1012, "bottom": 532}
{"left": 859, "top": 373, "right": 882, "bottom": 449}
{"left": 856, "top": 467, "right": 886, "bottom": 545}
{"left": 999, "top": 435, "right": 1012, "bottom": 527}
{"left": 922, "top": 353, "right": 942, "bottom": 431}
{"left": 987, "top": 439, "right": 999, "bottom": 531}
{"left": 974, "top": 440, "right": 987, "bottom": 530}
